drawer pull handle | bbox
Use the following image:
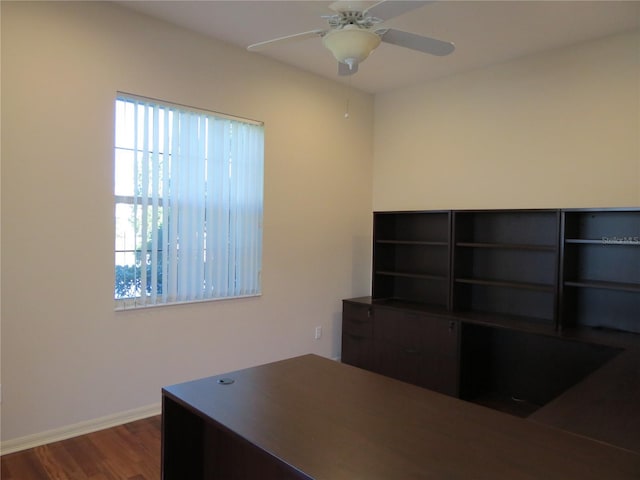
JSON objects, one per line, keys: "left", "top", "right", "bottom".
{"left": 349, "top": 318, "right": 368, "bottom": 325}
{"left": 403, "top": 348, "right": 421, "bottom": 355}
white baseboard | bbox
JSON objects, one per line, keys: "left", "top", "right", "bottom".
{"left": 1, "top": 403, "right": 161, "bottom": 456}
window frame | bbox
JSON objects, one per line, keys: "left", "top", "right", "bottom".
{"left": 114, "top": 93, "right": 264, "bottom": 310}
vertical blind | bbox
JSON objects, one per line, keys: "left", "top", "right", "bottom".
{"left": 114, "top": 94, "right": 264, "bottom": 308}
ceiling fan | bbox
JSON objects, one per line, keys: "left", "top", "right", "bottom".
{"left": 247, "top": 1, "right": 455, "bottom": 76}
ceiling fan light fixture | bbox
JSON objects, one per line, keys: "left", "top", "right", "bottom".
{"left": 322, "top": 26, "right": 381, "bottom": 69}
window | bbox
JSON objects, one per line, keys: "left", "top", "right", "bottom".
{"left": 114, "top": 94, "right": 264, "bottom": 309}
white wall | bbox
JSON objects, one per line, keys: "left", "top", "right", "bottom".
{"left": 0, "top": 2, "right": 373, "bottom": 443}
{"left": 374, "top": 30, "right": 640, "bottom": 211}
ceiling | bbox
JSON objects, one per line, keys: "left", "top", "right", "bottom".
{"left": 118, "top": 1, "right": 640, "bottom": 94}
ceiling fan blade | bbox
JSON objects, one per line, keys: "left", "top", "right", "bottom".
{"left": 381, "top": 28, "right": 454, "bottom": 56}
{"left": 364, "top": 1, "right": 434, "bottom": 21}
{"left": 338, "top": 61, "right": 358, "bottom": 76}
{"left": 247, "top": 29, "right": 326, "bottom": 51}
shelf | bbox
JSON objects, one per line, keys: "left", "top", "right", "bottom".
{"left": 455, "top": 310, "right": 557, "bottom": 334}
{"left": 374, "top": 211, "right": 450, "bottom": 245}
{"left": 455, "top": 277, "right": 555, "bottom": 292}
{"left": 456, "top": 242, "right": 556, "bottom": 252}
{"left": 453, "top": 210, "right": 559, "bottom": 247}
{"left": 562, "top": 210, "right": 640, "bottom": 242}
{"left": 565, "top": 239, "right": 640, "bottom": 246}
{"left": 376, "top": 270, "right": 447, "bottom": 281}
{"left": 377, "top": 239, "right": 448, "bottom": 246}
{"left": 564, "top": 280, "right": 640, "bottom": 293}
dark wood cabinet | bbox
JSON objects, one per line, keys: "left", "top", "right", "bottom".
{"left": 342, "top": 300, "right": 459, "bottom": 396}
{"left": 375, "top": 307, "right": 459, "bottom": 396}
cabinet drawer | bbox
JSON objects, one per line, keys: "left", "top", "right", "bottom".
{"left": 342, "top": 302, "right": 373, "bottom": 337}
{"left": 377, "top": 341, "right": 428, "bottom": 386}
{"left": 375, "top": 308, "right": 425, "bottom": 349}
{"left": 343, "top": 315, "right": 373, "bottom": 337}
{"left": 343, "top": 302, "right": 372, "bottom": 319}
{"left": 341, "top": 331, "right": 375, "bottom": 371}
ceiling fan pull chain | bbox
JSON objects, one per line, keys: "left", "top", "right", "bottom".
{"left": 344, "top": 74, "right": 352, "bottom": 119}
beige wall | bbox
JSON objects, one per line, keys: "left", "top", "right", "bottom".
{"left": 1, "top": 1, "right": 373, "bottom": 443}
{"left": 374, "top": 30, "right": 640, "bottom": 211}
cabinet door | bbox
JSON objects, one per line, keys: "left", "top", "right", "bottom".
{"left": 423, "top": 318, "right": 459, "bottom": 397}
{"left": 375, "top": 309, "right": 425, "bottom": 387}
{"left": 375, "top": 308, "right": 459, "bottom": 396}
{"left": 342, "top": 302, "right": 375, "bottom": 371}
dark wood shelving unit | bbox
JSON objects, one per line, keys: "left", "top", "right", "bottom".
{"left": 452, "top": 209, "right": 560, "bottom": 327}
{"left": 365, "top": 207, "right": 639, "bottom": 333}
{"left": 343, "top": 207, "right": 639, "bottom": 422}
{"left": 372, "top": 210, "right": 451, "bottom": 309}
{"left": 560, "top": 209, "right": 640, "bottom": 334}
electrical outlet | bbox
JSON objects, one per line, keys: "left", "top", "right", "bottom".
{"left": 314, "top": 326, "right": 322, "bottom": 340}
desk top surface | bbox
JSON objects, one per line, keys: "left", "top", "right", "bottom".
{"left": 163, "top": 354, "right": 640, "bottom": 480}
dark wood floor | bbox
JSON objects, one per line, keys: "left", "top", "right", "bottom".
{"left": 1, "top": 416, "right": 161, "bottom": 480}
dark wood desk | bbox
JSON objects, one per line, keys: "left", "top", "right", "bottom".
{"left": 162, "top": 354, "right": 640, "bottom": 479}
{"left": 530, "top": 347, "right": 640, "bottom": 453}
